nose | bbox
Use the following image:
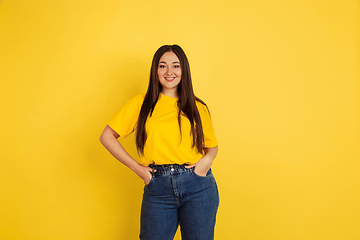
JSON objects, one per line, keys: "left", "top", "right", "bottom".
{"left": 166, "top": 67, "right": 173, "bottom": 75}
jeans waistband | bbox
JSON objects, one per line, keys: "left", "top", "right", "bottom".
{"left": 149, "top": 164, "right": 193, "bottom": 176}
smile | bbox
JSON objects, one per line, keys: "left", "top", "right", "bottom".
{"left": 164, "top": 77, "right": 176, "bottom": 82}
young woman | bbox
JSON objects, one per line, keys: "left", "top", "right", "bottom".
{"left": 99, "top": 44, "right": 219, "bottom": 240}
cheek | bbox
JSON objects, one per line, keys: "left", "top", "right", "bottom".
{"left": 160, "top": 68, "right": 170, "bottom": 76}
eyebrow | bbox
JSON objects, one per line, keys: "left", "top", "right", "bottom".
{"left": 159, "top": 61, "right": 180, "bottom": 64}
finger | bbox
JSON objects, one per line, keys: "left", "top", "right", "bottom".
{"left": 146, "top": 167, "right": 156, "bottom": 173}
{"left": 185, "top": 164, "right": 196, "bottom": 168}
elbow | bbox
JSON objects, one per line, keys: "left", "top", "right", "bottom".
{"left": 99, "top": 125, "right": 120, "bottom": 146}
{"left": 99, "top": 133, "right": 108, "bottom": 145}
{"left": 99, "top": 135, "right": 105, "bottom": 145}
{"left": 99, "top": 132, "right": 117, "bottom": 146}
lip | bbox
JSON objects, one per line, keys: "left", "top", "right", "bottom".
{"left": 164, "top": 77, "right": 176, "bottom": 82}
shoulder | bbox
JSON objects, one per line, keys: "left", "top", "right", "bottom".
{"left": 195, "top": 97, "right": 210, "bottom": 115}
{"left": 117, "top": 94, "right": 145, "bottom": 112}
{"left": 127, "top": 93, "right": 145, "bottom": 106}
{"left": 132, "top": 93, "right": 145, "bottom": 101}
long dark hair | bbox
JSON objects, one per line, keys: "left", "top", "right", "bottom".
{"left": 136, "top": 44, "right": 207, "bottom": 155}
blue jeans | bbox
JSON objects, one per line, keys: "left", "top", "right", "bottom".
{"left": 139, "top": 164, "right": 219, "bottom": 240}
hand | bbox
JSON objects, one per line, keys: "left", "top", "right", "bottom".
{"left": 134, "top": 164, "right": 156, "bottom": 185}
{"left": 185, "top": 155, "right": 213, "bottom": 177}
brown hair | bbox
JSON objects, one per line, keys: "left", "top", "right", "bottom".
{"left": 135, "top": 44, "right": 208, "bottom": 155}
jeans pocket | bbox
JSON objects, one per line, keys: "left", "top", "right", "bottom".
{"left": 145, "top": 176, "right": 154, "bottom": 186}
{"left": 193, "top": 168, "right": 213, "bottom": 178}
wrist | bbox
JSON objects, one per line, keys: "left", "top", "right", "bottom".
{"left": 129, "top": 161, "right": 143, "bottom": 174}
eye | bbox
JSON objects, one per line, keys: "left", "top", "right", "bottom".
{"left": 174, "top": 65, "right": 180, "bottom": 68}
{"left": 159, "top": 65, "right": 166, "bottom": 68}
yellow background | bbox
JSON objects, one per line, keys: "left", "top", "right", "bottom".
{"left": 0, "top": 0, "right": 359, "bottom": 239}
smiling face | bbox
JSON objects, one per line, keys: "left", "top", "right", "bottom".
{"left": 157, "top": 51, "right": 182, "bottom": 97}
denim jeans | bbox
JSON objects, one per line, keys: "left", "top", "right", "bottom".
{"left": 139, "top": 164, "right": 219, "bottom": 240}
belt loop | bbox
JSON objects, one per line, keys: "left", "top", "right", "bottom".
{"left": 151, "top": 166, "right": 155, "bottom": 177}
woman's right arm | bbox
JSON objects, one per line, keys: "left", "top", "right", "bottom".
{"left": 99, "top": 125, "right": 153, "bottom": 184}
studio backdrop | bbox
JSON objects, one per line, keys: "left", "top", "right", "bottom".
{"left": 0, "top": 1, "right": 359, "bottom": 239}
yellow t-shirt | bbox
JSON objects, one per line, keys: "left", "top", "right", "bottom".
{"left": 107, "top": 92, "right": 218, "bottom": 166}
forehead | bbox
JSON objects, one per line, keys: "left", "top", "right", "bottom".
{"left": 159, "top": 51, "right": 180, "bottom": 63}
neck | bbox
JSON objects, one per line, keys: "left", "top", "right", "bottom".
{"left": 161, "top": 89, "right": 178, "bottom": 98}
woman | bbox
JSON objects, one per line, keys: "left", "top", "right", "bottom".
{"left": 99, "top": 44, "right": 219, "bottom": 240}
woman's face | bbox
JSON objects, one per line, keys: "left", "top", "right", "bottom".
{"left": 157, "top": 51, "right": 182, "bottom": 96}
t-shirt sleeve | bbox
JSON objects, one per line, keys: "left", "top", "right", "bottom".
{"left": 107, "top": 94, "right": 144, "bottom": 138}
{"left": 197, "top": 102, "right": 218, "bottom": 148}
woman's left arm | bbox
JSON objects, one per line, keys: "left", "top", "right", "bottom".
{"left": 185, "top": 146, "right": 218, "bottom": 176}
